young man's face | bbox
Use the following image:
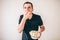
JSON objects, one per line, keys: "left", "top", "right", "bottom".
{"left": 23, "top": 4, "right": 33, "bottom": 15}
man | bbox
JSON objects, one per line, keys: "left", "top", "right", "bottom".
{"left": 18, "top": 1, "right": 45, "bottom": 40}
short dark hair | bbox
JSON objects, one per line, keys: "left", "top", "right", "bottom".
{"left": 23, "top": 1, "right": 33, "bottom": 9}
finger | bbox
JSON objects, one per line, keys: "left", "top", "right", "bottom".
{"left": 28, "top": 12, "right": 31, "bottom": 15}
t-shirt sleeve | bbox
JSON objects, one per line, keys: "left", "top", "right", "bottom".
{"left": 18, "top": 15, "right": 23, "bottom": 24}
{"left": 38, "top": 16, "right": 43, "bottom": 26}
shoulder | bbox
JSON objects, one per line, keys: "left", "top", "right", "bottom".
{"left": 33, "top": 13, "right": 41, "bottom": 18}
{"left": 19, "top": 14, "right": 23, "bottom": 19}
{"left": 20, "top": 15, "right": 23, "bottom": 17}
{"left": 19, "top": 15, "right": 23, "bottom": 20}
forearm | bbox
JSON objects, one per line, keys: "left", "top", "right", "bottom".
{"left": 18, "top": 17, "right": 26, "bottom": 33}
{"left": 38, "top": 25, "right": 45, "bottom": 38}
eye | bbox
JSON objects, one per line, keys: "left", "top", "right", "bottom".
{"left": 28, "top": 7, "right": 30, "bottom": 8}
{"left": 24, "top": 7, "right": 26, "bottom": 9}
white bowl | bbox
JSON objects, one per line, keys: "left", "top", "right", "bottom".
{"left": 29, "top": 30, "right": 38, "bottom": 39}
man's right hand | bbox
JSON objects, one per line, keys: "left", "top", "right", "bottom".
{"left": 23, "top": 12, "right": 31, "bottom": 20}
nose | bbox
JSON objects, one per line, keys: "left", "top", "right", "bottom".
{"left": 26, "top": 8, "right": 29, "bottom": 11}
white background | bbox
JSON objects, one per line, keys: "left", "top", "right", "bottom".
{"left": 0, "top": 0, "right": 60, "bottom": 40}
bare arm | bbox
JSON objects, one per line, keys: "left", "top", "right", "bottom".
{"left": 38, "top": 25, "right": 45, "bottom": 38}
{"left": 40, "top": 25, "right": 45, "bottom": 32}
{"left": 18, "top": 12, "right": 32, "bottom": 33}
{"left": 18, "top": 17, "right": 26, "bottom": 33}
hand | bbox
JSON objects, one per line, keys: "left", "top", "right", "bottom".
{"left": 23, "top": 12, "right": 31, "bottom": 20}
{"left": 38, "top": 32, "right": 42, "bottom": 38}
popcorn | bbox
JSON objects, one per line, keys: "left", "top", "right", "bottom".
{"left": 29, "top": 30, "right": 39, "bottom": 39}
